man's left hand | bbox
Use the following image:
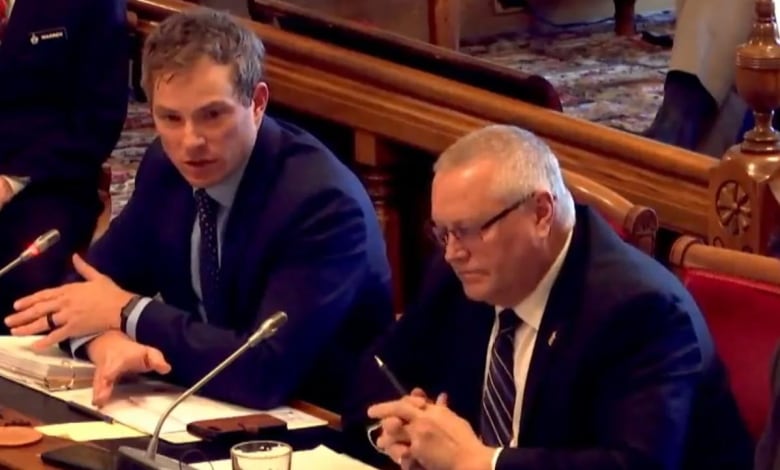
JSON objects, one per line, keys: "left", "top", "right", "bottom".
{"left": 368, "top": 398, "right": 495, "bottom": 470}
{"left": 5, "top": 254, "right": 134, "bottom": 350}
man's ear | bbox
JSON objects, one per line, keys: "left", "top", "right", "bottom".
{"left": 251, "top": 82, "right": 269, "bottom": 123}
{"left": 534, "top": 192, "right": 555, "bottom": 238}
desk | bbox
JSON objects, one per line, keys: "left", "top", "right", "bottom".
{"left": 0, "top": 377, "right": 389, "bottom": 469}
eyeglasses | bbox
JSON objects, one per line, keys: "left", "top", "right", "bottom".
{"left": 429, "top": 195, "right": 532, "bottom": 248}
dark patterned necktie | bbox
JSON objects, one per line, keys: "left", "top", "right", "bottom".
{"left": 480, "top": 308, "right": 521, "bottom": 447}
{"left": 194, "top": 189, "right": 220, "bottom": 319}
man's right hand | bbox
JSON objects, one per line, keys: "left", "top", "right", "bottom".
{"left": 86, "top": 330, "right": 171, "bottom": 407}
{"left": 375, "top": 388, "right": 447, "bottom": 469}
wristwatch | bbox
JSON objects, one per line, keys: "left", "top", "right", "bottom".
{"left": 120, "top": 295, "right": 142, "bottom": 333}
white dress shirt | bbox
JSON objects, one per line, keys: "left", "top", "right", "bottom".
{"left": 489, "top": 228, "right": 573, "bottom": 469}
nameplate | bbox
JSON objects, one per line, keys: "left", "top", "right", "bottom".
{"left": 29, "top": 27, "right": 67, "bottom": 45}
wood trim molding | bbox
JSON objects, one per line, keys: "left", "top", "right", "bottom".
{"left": 669, "top": 235, "right": 780, "bottom": 285}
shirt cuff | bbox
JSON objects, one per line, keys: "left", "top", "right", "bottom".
{"left": 125, "top": 297, "right": 153, "bottom": 341}
{"left": 70, "top": 335, "right": 99, "bottom": 358}
{"left": 491, "top": 448, "right": 503, "bottom": 470}
{"left": 2, "top": 175, "right": 29, "bottom": 196}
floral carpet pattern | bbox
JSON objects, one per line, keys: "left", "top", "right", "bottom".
{"left": 461, "top": 10, "right": 676, "bottom": 132}
{"left": 109, "top": 102, "right": 156, "bottom": 217}
{"left": 109, "top": 11, "right": 675, "bottom": 217}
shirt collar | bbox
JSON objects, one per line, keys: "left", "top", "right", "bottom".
{"left": 495, "top": 226, "right": 574, "bottom": 331}
{"left": 193, "top": 155, "right": 251, "bottom": 209}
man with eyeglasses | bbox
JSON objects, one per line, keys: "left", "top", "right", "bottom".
{"left": 344, "top": 125, "right": 752, "bottom": 470}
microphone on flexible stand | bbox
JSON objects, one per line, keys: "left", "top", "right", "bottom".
{"left": 0, "top": 229, "right": 61, "bottom": 278}
{"left": 117, "top": 311, "right": 289, "bottom": 470}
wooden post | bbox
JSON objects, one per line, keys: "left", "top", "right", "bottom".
{"left": 428, "top": 0, "right": 460, "bottom": 50}
{"left": 709, "top": 0, "right": 780, "bottom": 254}
{"left": 613, "top": 0, "right": 636, "bottom": 36}
{"left": 354, "top": 130, "right": 405, "bottom": 316}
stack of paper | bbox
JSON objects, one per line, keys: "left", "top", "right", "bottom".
{"left": 192, "top": 445, "right": 378, "bottom": 470}
{"left": 0, "top": 336, "right": 94, "bottom": 390}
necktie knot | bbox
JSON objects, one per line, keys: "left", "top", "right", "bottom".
{"left": 194, "top": 189, "right": 219, "bottom": 218}
{"left": 498, "top": 308, "right": 520, "bottom": 334}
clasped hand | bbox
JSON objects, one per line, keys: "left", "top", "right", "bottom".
{"left": 4, "top": 254, "right": 134, "bottom": 350}
{"left": 368, "top": 388, "right": 494, "bottom": 470}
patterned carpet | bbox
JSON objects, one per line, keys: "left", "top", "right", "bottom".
{"left": 461, "top": 10, "right": 675, "bottom": 132}
{"left": 109, "top": 11, "right": 675, "bottom": 217}
{"left": 110, "top": 102, "right": 156, "bottom": 217}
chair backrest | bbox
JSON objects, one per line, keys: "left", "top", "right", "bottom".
{"left": 669, "top": 236, "right": 780, "bottom": 440}
{"left": 562, "top": 169, "right": 658, "bottom": 256}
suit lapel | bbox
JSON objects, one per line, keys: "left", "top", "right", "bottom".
{"left": 161, "top": 179, "right": 198, "bottom": 311}
{"left": 519, "top": 209, "right": 591, "bottom": 438}
{"left": 218, "top": 118, "right": 285, "bottom": 325}
{"left": 450, "top": 299, "right": 494, "bottom": 427}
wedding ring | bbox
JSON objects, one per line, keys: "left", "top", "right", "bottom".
{"left": 46, "top": 312, "right": 57, "bottom": 330}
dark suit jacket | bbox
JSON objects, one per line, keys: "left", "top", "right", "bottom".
{"left": 0, "top": 0, "right": 128, "bottom": 187}
{"left": 345, "top": 205, "right": 753, "bottom": 470}
{"left": 756, "top": 345, "right": 780, "bottom": 470}
{"left": 84, "top": 117, "right": 394, "bottom": 412}
{"left": 0, "top": 0, "right": 128, "bottom": 328}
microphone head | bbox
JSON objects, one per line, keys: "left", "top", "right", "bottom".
{"left": 248, "top": 311, "right": 288, "bottom": 346}
{"left": 21, "top": 229, "right": 61, "bottom": 260}
{"left": 35, "top": 229, "right": 61, "bottom": 250}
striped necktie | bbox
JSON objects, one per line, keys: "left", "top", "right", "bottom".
{"left": 480, "top": 308, "right": 521, "bottom": 447}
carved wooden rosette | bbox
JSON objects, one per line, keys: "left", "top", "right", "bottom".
{"left": 353, "top": 131, "right": 404, "bottom": 316}
{"left": 625, "top": 205, "right": 659, "bottom": 256}
{"left": 710, "top": 0, "right": 780, "bottom": 254}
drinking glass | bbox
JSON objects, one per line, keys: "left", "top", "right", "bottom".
{"left": 230, "top": 440, "right": 292, "bottom": 470}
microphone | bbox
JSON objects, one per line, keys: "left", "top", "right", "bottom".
{"left": 0, "top": 229, "right": 60, "bottom": 278}
{"left": 117, "top": 311, "right": 289, "bottom": 470}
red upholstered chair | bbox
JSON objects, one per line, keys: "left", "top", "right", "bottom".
{"left": 563, "top": 169, "right": 658, "bottom": 256}
{"left": 669, "top": 236, "right": 780, "bottom": 440}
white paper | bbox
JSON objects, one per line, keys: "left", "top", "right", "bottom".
{"left": 51, "top": 381, "right": 327, "bottom": 442}
{"left": 192, "top": 445, "right": 377, "bottom": 470}
{"left": 35, "top": 421, "right": 145, "bottom": 441}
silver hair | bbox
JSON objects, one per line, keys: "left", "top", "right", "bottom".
{"left": 434, "top": 124, "right": 575, "bottom": 225}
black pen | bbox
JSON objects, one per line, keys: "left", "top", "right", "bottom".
{"left": 374, "top": 355, "right": 408, "bottom": 396}
{"left": 66, "top": 400, "right": 113, "bottom": 424}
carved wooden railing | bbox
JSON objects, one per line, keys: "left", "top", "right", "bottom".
{"left": 128, "top": 0, "right": 717, "bottom": 310}
{"left": 710, "top": 0, "right": 780, "bottom": 256}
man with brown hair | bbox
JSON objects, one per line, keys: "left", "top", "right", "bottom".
{"left": 5, "top": 7, "right": 393, "bottom": 412}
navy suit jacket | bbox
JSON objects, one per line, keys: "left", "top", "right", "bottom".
{"left": 84, "top": 117, "right": 394, "bottom": 411}
{"left": 0, "top": 0, "right": 128, "bottom": 187}
{"left": 345, "top": 206, "right": 753, "bottom": 469}
{"left": 756, "top": 345, "right": 780, "bottom": 470}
